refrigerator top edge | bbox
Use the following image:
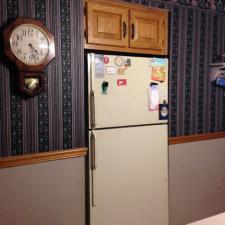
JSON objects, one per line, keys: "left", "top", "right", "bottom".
{"left": 85, "top": 49, "right": 169, "bottom": 58}
{"left": 87, "top": 52, "right": 169, "bottom": 61}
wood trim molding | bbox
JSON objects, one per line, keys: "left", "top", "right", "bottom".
{"left": 0, "top": 148, "right": 88, "bottom": 169}
{"left": 85, "top": 0, "right": 169, "bottom": 13}
{"left": 169, "top": 132, "right": 225, "bottom": 145}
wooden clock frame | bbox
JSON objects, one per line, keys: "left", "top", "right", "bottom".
{"left": 3, "top": 17, "right": 55, "bottom": 97}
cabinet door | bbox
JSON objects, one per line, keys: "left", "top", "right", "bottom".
{"left": 130, "top": 8, "right": 168, "bottom": 54}
{"left": 86, "top": 1, "right": 129, "bottom": 47}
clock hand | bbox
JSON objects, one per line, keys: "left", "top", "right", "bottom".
{"left": 28, "top": 43, "right": 39, "bottom": 55}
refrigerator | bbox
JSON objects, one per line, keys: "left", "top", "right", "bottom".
{"left": 88, "top": 53, "right": 169, "bottom": 225}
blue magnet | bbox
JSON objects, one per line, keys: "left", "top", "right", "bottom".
{"left": 159, "top": 102, "right": 168, "bottom": 120}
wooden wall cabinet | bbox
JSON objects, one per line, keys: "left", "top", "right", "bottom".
{"left": 84, "top": 0, "right": 168, "bottom": 55}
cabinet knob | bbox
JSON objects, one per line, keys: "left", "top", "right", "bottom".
{"left": 123, "top": 22, "right": 127, "bottom": 38}
{"left": 131, "top": 23, "right": 135, "bottom": 40}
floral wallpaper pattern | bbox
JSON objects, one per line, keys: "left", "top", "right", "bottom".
{"left": 169, "top": 0, "right": 225, "bottom": 12}
{"left": 0, "top": 0, "right": 85, "bottom": 157}
{"left": 126, "top": 0, "right": 225, "bottom": 136}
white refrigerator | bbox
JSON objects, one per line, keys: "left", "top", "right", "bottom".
{"left": 88, "top": 53, "right": 169, "bottom": 225}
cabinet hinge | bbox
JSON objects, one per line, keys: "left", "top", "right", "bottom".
{"left": 84, "top": 30, "right": 87, "bottom": 39}
{"left": 84, "top": 6, "right": 86, "bottom": 16}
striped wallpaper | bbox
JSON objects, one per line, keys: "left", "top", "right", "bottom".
{"left": 125, "top": 0, "right": 225, "bottom": 137}
{"left": 0, "top": 0, "right": 85, "bottom": 156}
{"left": 0, "top": 0, "right": 225, "bottom": 157}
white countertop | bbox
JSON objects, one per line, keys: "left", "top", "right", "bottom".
{"left": 187, "top": 213, "right": 225, "bottom": 225}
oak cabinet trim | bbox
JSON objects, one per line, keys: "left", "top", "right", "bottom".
{"left": 85, "top": 0, "right": 169, "bottom": 13}
{"left": 84, "top": 43, "right": 167, "bottom": 55}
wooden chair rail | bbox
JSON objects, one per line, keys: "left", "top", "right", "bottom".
{"left": 169, "top": 132, "right": 225, "bottom": 145}
{"left": 1, "top": 132, "right": 225, "bottom": 168}
{"left": 0, "top": 148, "right": 88, "bottom": 169}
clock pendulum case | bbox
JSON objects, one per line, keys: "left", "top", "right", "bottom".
{"left": 3, "top": 17, "right": 55, "bottom": 97}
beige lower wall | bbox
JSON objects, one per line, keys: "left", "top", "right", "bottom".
{"left": 0, "top": 157, "right": 86, "bottom": 225}
{"left": 1, "top": 138, "right": 225, "bottom": 225}
{"left": 169, "top": 138, "right": 225, "bottom": 225}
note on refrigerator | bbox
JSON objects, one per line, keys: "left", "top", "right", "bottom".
{"left": 150, "top": 58, "right": 167, "bottom": 82}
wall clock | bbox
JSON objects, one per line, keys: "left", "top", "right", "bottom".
{"left": 3, "top": 17, "right": 55, "bottom": 97}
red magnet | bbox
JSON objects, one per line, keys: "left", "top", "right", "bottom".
{"left": 117, "top": 79, "right": 127, "bottom": 86}
{"left": 103, "top": 56, "right": 109, "bottom": 64}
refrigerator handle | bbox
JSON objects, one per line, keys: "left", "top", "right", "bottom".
{"left": 90, "top": 90, "right": 96, "bottom": 128}
{"left": 90, "top": 132, "right": 96, "bottom": 207}
{"left": 90, "top": 131, "right": 96, "bottom": 170}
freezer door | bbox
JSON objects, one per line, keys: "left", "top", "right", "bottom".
{"left": 89, "top": 125, "right": 168, "bottom": 225}
{"left": 88, "top": 53, "right": 168, "bottom": 129}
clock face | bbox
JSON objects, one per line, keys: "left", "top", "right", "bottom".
{"left": 10, "top": 24, "right": 49, "bottom": 65}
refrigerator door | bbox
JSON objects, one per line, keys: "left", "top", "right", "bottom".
{"left": 89, "top": 125, "right": 168, "bottom": 225}
{"left": 88, "top": 53, "right": 168, "bottom": 129}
